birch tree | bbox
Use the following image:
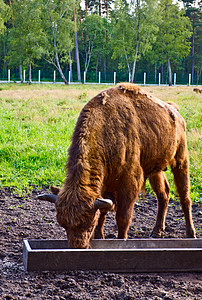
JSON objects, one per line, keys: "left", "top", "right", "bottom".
{"left": 111, "top": 0, "right": 159, "bottom": 82}
{"left": 42, "top": 0, "right": 74, "bottom": 84}
{"left": 80, "top": 14, "right": 106, "bottom": 75}
{"left": 73, "top": 0, "right": 81, "bottom": 82}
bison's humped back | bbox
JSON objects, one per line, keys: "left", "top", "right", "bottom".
{"left": 68, "top": 83, "right": 181, "bottom": 182}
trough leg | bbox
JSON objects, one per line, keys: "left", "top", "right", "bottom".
{"left": 149, "top": 171, "right": 170, "bottom": 238}
{"left": 171, "top": 158, "right": 196, "bottom": 238}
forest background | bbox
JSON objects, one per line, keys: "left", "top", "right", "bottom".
{"left": 0, "top": 0, "right": 201, "bottom": 85}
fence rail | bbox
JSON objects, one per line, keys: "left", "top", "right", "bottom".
{"left": 0, "top": 69, "right": 201, "bottom": 86}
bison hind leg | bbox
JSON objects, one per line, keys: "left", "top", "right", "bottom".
{"left": 149, "top": 171, "right": 170, "bottom": 238}
{"left": 171, "top": 157, "right": 196, "bottom": 238}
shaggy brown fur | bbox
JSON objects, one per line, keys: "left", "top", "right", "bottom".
{"left": 55, "top": 83, "right": 195, "bottom": 248}
{"left": 166, "top": 101, "right": 179, "bottom": 111}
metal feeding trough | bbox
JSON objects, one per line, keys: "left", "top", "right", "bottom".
{"left": 23, "top": 238, "right": 202, "bottom": 272}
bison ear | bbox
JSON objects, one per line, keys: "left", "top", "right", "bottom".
{"left": 50, "top": 186, "right": 60, "bottom": 195}
{"left": 94, "top": 198, "right": 113, "bottom": 211}
{"left": 37, "top": 193, "right": 58, "bottom": 204}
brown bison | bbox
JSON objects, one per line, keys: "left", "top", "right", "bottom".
{"left": 38, "top": 83, "right": 196, "bottom": 248}
{"left": 193, "top": 88, "right": 202, "bottom": 94}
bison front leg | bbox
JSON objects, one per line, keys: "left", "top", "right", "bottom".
{"left": 116, "top": 172, "right": 143, "bottom": 239}
{"left": 116, "top": 200, "right": 136, "bottom": 239}
{"left": 94, "top": 211, "right": 107, "bottom": 239}
{"left": 171, "top": 157, "right": 196, "bottom": 238}
{"left": 149, "top": 171, "right": 170, "bottom": 238}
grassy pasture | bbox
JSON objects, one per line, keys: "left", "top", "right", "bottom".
{"left": 0, "top": 83, "right": 201, "bottom": 203}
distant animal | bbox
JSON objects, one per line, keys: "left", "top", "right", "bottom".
{"left": 193, "top": 88, "right": 202, "bottom": 94}
{"left": 38, "top": 83, "right": 196, "bottom": 248}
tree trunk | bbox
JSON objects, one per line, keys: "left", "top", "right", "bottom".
{"left": 96, "top": 54, "right": 100, "bottom": 79}
{"left": 191, "top": 11, "right": 195, "bottom": 85}
{"left": 123, "top": 36, "right": 131, "bottom": 75}
{"left": 85, "top": 0, "right": 88, "bottom": 13}
{"left": 57, "top": 62, "right": 68, "bottom": 84}
{"left": 59, "top": 70, "right": 68, "bottom": 84}
{"left": 53, "top": 48, "right": 68, "bottom": 85}
{"left": 196, "top": 69, "right": 201, "bottom": 85}
{"left": 29, "top": 64, "right": 32, "bottom": 84}
{"left": 105, "top": 0, "right": 109, "bottom": 42}
{"left": 167, "top": 56, "right": 172, "bottom": 86}
{"left": 161, "top": 64, "right": 164, "bottom": 84}
{"left": 19, "top": 27, "right": 23, "bottom": 83}
{"left": 131, "top": 0, "right": 140, "bottom": 83}
{"left": 3, "top": 35, "right": 7, "bottom": 78}
{"left": 19, "top": 64, "right": 23, "bottom": 83}
{"left": 73, "top": 1, "right": 81, "bottom": 82}
{"left": 131, "top": 43, "right": 138, "bottom": 83}
{"left": 154, "top": 62, "right": 157, "bottom": 84}
{"left": 8, "top": 0, "right": 14, "bottom": 29}
{"left": 69, "top": 47, "right": 73, "bottom": 81}
{"left": 103, "top": 57, "right": 107, "bottom": 82}
{"left": 75, "top": 33, "right": 81, "bottom": 81}
{"left": 99, "top": 0, "right": 101, "bottom": 16}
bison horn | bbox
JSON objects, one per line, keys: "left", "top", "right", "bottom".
{"left": 94, "top": 198, "right": 113, "bottom": 210}
{"left": 37, "top": 194, "right": 58, "bottom": 204}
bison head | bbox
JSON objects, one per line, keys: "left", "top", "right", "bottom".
{"left": 37, "top": 186, "right": 113, "bottom": 248}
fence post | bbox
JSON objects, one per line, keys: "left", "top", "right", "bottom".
{"left": 174, "top": 73, "right": 176, "bottom": 86}
{"left": 8, "top": 69, "right": 10, "bottom": 82}
{"left": 69, "top": 71, "right": 71, "bottom": 84}
{"left": 99, "top": 72, "right": 101, "bottom": 84}
{"left": 53, "top": 70, "right": 56, "bottom": 83}
{"left": 84, "top": 71, "right": 86, "bottom": 84}
{"left": 23, "top": 70, "right": 26, "bottom": 82}
{"left": 189, "top": 73, "right": 191, "bottom": 86}
{"left": 114, "top": 72, "right": 116, "bottom": 85}
{"left": 158, "top": 73, "right": 161, "bottom": 86}
{"left": 144, "top": 72, "right": 146, "bottom": 85}
{"left": 38, "top": 70, "right": 41, "bottom": 83}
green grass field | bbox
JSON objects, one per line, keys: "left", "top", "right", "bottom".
{"left": 0, "top": 83, "right": 201, "bottom": 203}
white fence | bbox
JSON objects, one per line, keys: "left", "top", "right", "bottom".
{"left": 1, "top": 69, "right": 201, "bottom": 86}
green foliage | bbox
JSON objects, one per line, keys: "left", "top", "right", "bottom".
{"left": 182, "top": 0, "right": 202, "bottom": 75}
{"left": 111, "top": 0, "right": 160, "bottom": 74}
{"left": 154, "top": 0, "right": 192, "bottom": 64}
{"left": 0, "top": 1, "right": 201, "bottom": 84}
{"left": 42, "top": 0, "right": 74, "bottom": 64}
{"left": 0, "top": 0, "right": 10, "bottom": 33}
{"left": 7, "top": 0, "right": 46, "bottom": 68}
{"left": 79, "top": 14, "right": 107, "bottom": 73}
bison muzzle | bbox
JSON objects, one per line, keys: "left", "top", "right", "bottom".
{"left": 38, "top": 83, "right": 196, "bottom": 248}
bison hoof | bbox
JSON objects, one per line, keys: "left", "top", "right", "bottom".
{"left": 150, "top": 232, "right": 161, "bottom": 238}
{"left": 187, "top": 233, "right": 196, "bottom": 238}
{"left": 186, "top": 227, "right": 196, "bottom": 238}
{"left": 94, "top": 232, "right": 104, "bottom": 239}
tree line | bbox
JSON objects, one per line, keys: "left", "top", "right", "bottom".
{"left": 0, "top": 0, "right": 201, "bottom": 85}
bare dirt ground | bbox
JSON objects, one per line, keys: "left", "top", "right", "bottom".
{"left": 0, "top": 187, "right": 201, "bottom": 299}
